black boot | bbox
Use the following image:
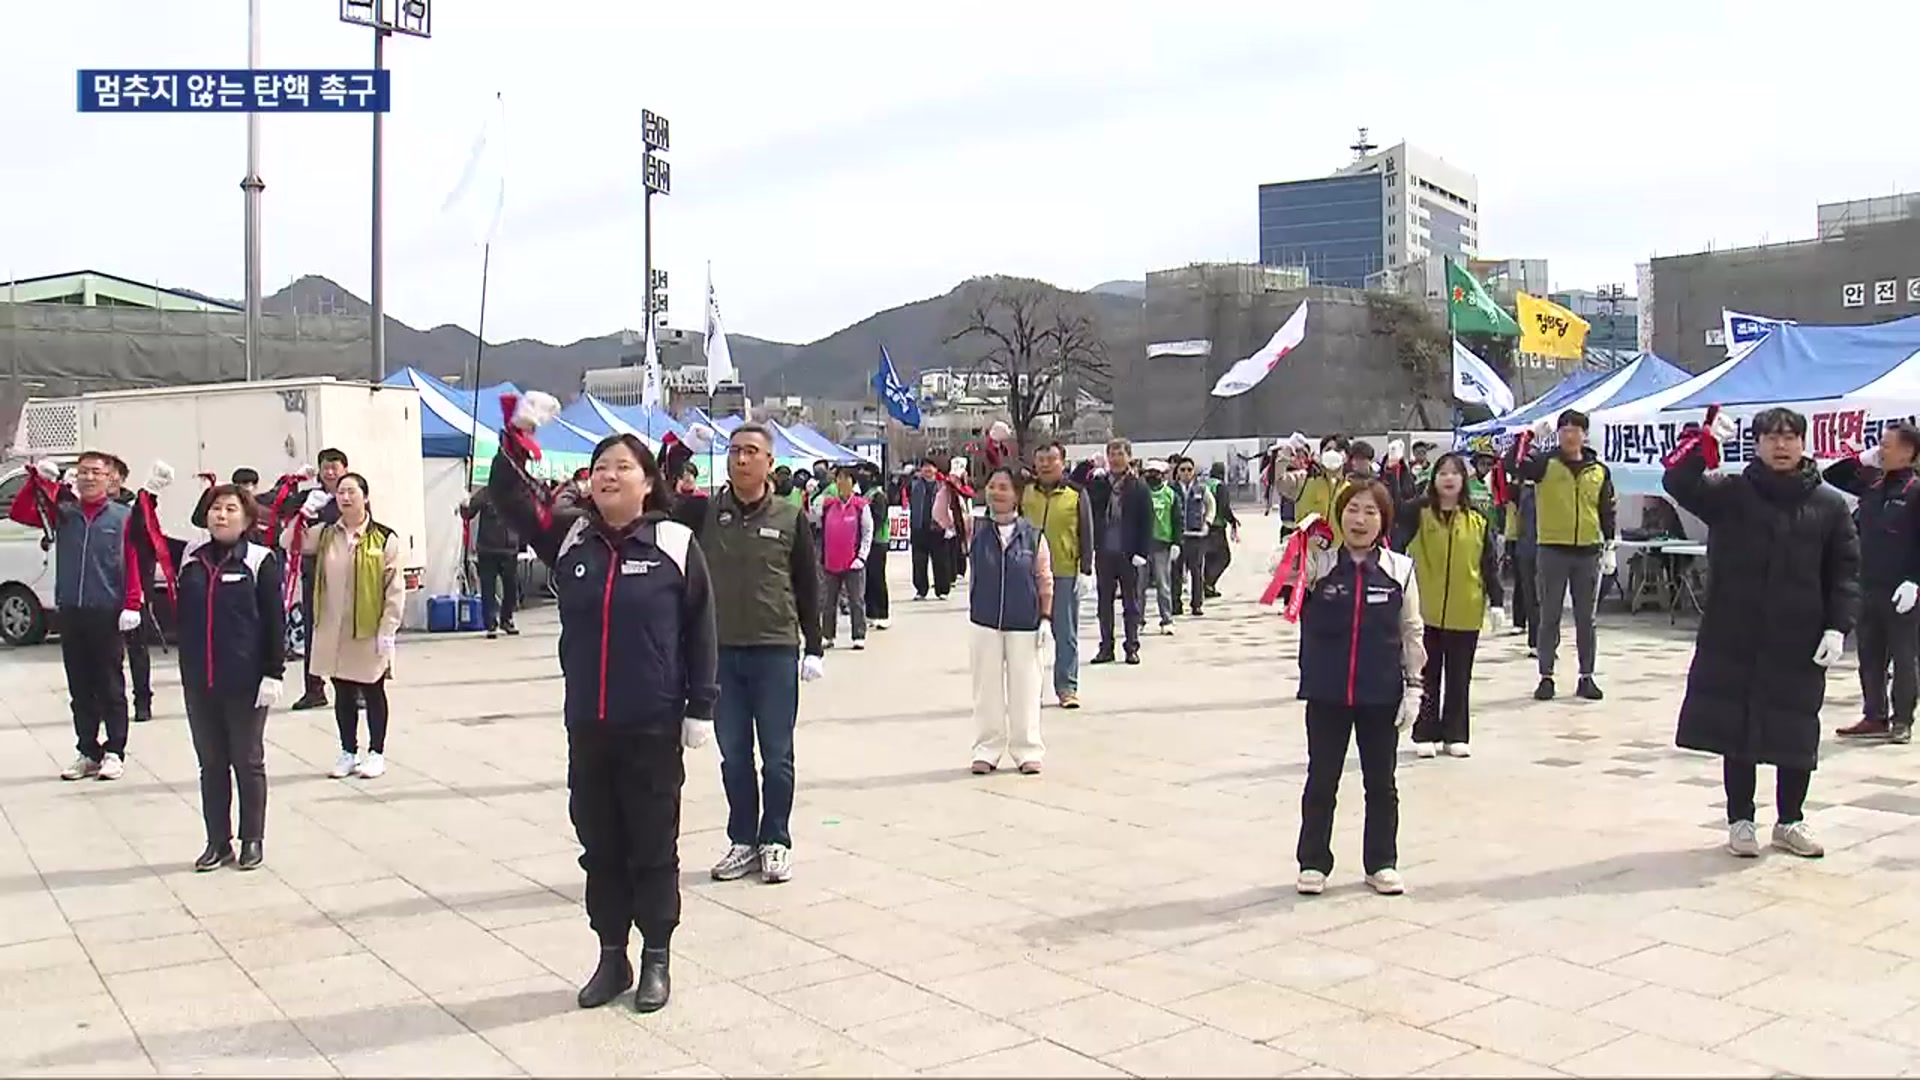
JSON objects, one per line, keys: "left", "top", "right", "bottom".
{"left": 237, "top": 840, "right": 264, "bottom": 871}
{"left": 633, "top": 947, "right": 671, "bottom": 1013}
{"left": 577, "top": 946, "right": 633, "bottom": 1009}
{"left": 194, "top": 842, "right": 234, "bottom": 872}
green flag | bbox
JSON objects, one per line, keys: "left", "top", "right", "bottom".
{"left": 1447, "top": 259, "right": 1521, "bottom": 338}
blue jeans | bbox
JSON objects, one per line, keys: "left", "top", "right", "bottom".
{"left": 1050, "top": 576, "right": 1081, "bottom": 698}
{"left": 716, "top": 645, "right": 799, "bottom": 848}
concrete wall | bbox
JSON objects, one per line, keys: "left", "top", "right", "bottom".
{"left": 1648, "top": 217, "right": 1920, "bottom": 371}
{"left": 1119, "top": 268, "right": 1453, "bottom": 441}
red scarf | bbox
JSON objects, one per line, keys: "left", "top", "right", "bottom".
{"left": 1258, "top": 517, "right": 1336, "bottom": 622}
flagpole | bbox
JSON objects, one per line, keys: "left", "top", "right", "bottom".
{"left": 461, "top": 241, "right": 492, "bottom": 598}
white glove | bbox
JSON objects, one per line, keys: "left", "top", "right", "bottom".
{"left": 1286, "top": 432, "right": 1312, "bottom": 453}
{"left": 1895, "top": 581, "right": 1918, "bottom": 615}
{"left": 510, "top": 390, "right": 562, "bottom": 431}
{"left": 297, "top": 464, "right": 318, "bottom": 481}
{"left": 1861, "top": 444, "right": 1885, "bottom": 470}
{"left": 682, "top": 717, "right": 713, "bottom": 749}
{"left": 1318, "top": 449, "right": 1345, "bottom": 472}
{"left": 1395, "top": 694, "right": 1420, "bottom": 733}
{"left": 684, "top": 423, "right": 716, "bottom": 453}
{"left": 1037, "top": 621, "right": 1053, "bottom": 656}
{"left": 1387, "top": 439, "right": 1406, "bottom": 464}
{"left": 1812, "top": 629, "right": 1845, "bottom": 668}
{"left": 1077, "top": 574, "right": 1094, "bottom": 599}
{"left": 1295, "top": 512, "right": 1332, "bottom": 550}
{"left": 943, "top": 528, "right": 957, "bottom": 540}
{"left": 33, "top": 458, "right": 61, "bottom": 483}
{"left": 1170, "top": 545, "right": 1182, "bottom": 565}
{"left": 1532, "top": 416, "right": 1556, "bottom": 442}
{"left": 300, "top": 489, "right": 332, "bottom": 519}
{"left": 1130, "top": 554, "right": 1147, "bottom": 568}
{"left": 850, "top": 558, "right": 866, "bottom": 572}
{"left": 1599, "top": 542, "right": 1617, "bottom": 577}
{"left": 800, "top": 654, "right": 825, "bottom": 682}
{"left": 254, "top": 677, "right": 283, "bottom": 709}
{"left": 375, "top": 634, "right": 396, "bottom": 658}
{"left": 117, "top": 610, "right": 142, "bottom": 634}
{"left": 142, "top": 461, "right": 175, "bottom": 493}
{"left": 1487, "top": 608, "right": 1507, "bottom": 635}
{"left": 1709, "top": 412, "right": 1738, "bottom": 443}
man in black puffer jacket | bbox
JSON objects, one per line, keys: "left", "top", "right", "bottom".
{"left": 1665, "top": 407, "right": 1859, "bottom": 862}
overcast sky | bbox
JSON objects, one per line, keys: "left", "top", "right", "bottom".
{"left": 7, "top": 1, "right": 1917, "bottom": 347}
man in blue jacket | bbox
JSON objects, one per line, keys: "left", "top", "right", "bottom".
{"left": 1087, "top": 438, "right": 1153, "bottom": 665}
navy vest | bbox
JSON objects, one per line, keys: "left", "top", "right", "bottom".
{"left": 969, "top": 518, "right": 1044, "bottom": 632}
{"left": 1297, "top": 549, "right": 1411, "bottom": 707}
{"left": 1180, "top": 481, "right": 1209, "bottom": 534}
{"left": 54, "top": 499, "right": 133, "bottom": 611}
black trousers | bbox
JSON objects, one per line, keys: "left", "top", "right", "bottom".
{"left": 1095, "top": 550, "right": 1142, "bottom": 652}
{"left": 300, "top": 558, "right": 324, "bottom": 697}
{"left": 568, "top": 725, "right": 684, "bottom": 947}
{"left": 864, "top": 542, "right": 890, "bottom": 621}
{"left": 1511, "top": 549, "right": 1539, "bottom": 648}
{"left": 1298, "top": 701, "right": 1400, "bottom": 875}
{"left": 184, "top": 686, "right": 268, "bottom": 844}
{"left": 912, "top": 528, "right": 955, "bottom": 598}
{"left": 333, "top": 678, "right": 389, "bottom": 753}
{"left": 60, "top": 607, "right": 129, "bottom": 761}
{"left": 476, "top": 552, "right": 520, "bottom": 631}
{"left": 1204, "top": 525, "right": 1232, "bottom": 592}
{"left": 1171, "top": 536, "right": 1208, "bottom": 613}
{"left": 1724, "top": 757, "right": 1811, "bottom": 825}
{"left": 125, "top": 613, "right": 154, "bottom": 715}
{"left": 1855, "top": 596, "right": 1919, "bottom": 725}
{"left": 1414, "top": 627, "right": 1479, "bottom": 745}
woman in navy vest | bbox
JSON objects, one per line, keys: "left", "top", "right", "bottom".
{"left": 489, "top": 398, "right": 720, "bottom": 1017}
{"left": 969, "top": 467, "right": 1054, "bottom": 775}
{"left": 176, "top": 484, "right": 285, "bottom": 872}
{"left": 1293, "top": 481, "right": 1427, "bottom": 897}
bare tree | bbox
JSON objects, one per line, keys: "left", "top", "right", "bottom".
{"left": 944, "top": 276, "right": 1112, "bottom": 456}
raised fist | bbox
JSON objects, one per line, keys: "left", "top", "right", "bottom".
{"left": 511, "top": 391, "right": 562, "bottom": 432}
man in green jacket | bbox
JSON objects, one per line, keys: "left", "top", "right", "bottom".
{"left": 1512, "top": 408, "right": 1618, "bottom": 702}
{"left": 1142, "top": 460, "right": 1181, "bottom": 635}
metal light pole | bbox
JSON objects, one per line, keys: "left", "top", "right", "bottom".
{"left": 339, "top": 0, "right": 430, "bottom": 382}
{"left": 242, "top": 0, "right": 264, "bottom": 380}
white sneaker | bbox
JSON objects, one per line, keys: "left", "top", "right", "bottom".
{"left": 1727, "top": 819, "right": 1761, "bottom": 858}
{"left": 97, "top": 753, "right": 125, "bottom": 781}
{"left": 355, "top": 752, "right": 386, "bottom": 779}
{"left": 711, "top": 843, "right": 759, "bottom": 881}
{"left": 1366, "top": 868, "right": 1406, "bottom": 895}
{"left": 872, "top": 620, "right": 890, "bottom": 630}
{"left": 1772, "top": 821, "right": 1824, "bottom": 858}
{"left": 1296, "top": 869, "right": 1326, "bottom": 895}
{"left": 822, "top": 640, "right": 836, "bottom": 651}
{"left": 328, "top": 751, "right": 358, "bottom": 779}
{"left": 852, "top": 640, "right": 866, "bottom": 651}
{"left": 1159, "top": 623, "right": 1175, "bottom": 636}
{"left": 760, "top": 843, "right": 793, "bottom": 884}
{"left": 1414, "top": 742, "right": 1438, "bottom": 759}
{"left": 61, "top": 755, "right": 100, "bottom": 781}
{"left": 1445, "top": 743, "right": 1472, "bottom": 758}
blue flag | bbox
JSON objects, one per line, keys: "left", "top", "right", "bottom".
{"left": 872, "top": 345, "right": 921, "bottom": 429}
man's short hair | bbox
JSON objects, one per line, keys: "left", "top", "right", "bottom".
{"left": 1750, "top": 407, "right": 1808, "bottom": 438}
{"left": 1034, "top": 441, "right": 1066, "bottom": 459}
{"left": 1106, "top": 437, "right": 1132, "bottom": 455}
{"left": 1558, "top": 409, "right": 1590, "bottom": 432}
{"left": 317, "top": 447, "right": 349, "bottom": 467}
{"left": 1884, "top": 423, "right": 1920, "bottom": 455}
{"left": 731, "top": 422, "right": 775, "bottom": 450}
{"left": 231, "top": 467, "right": 260, "bottom": 486}
{"left": 1349, "top": 440, "right": 1377, "bottom": 461}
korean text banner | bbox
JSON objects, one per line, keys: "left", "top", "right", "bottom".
{"left": 78, "top": 70, "right": 391, "bottom": 113}
{"left": 1516, "top": 292, "right": 1591, "bottom": 360}
{"left": 1601, "top": 403, "right": 1920, "bottom": 469}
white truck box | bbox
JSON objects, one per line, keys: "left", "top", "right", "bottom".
{"left": 10, "top": 377, "right": 431, "bottom": 631}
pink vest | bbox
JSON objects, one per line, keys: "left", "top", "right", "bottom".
{"left": 821, "top": 495, "right": 868, "bottom": 573}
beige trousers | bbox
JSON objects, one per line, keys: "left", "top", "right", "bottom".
{"left": 970, "top": 624, "right": 1045, "bottom": 767}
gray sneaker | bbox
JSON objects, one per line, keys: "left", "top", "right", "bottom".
{"left": 760, "top": 843, "right": 792, "bottom": 884}
{"left": 710, "top": 844, "right": 759, "bottom": 881}
{"left": 1727, "top": 819, "right": 1761, "bottom": 858}
{"left": 1772, "top": 821, "right": 1825, "bottom": 858}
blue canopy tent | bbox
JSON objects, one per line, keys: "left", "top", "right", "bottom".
{"left": 679, "top": 406, "right": 741, "bottom": 435}
{"left": 1456, "top": 367, "right": 1612, "bottom": 440}
{"left": 782, "top": 422, "right": 863, "bottom": 463}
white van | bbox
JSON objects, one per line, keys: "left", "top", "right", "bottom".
{"left": 0, "top": 465, "right": 57, "bottom": 645}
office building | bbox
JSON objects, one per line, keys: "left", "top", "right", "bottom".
{"left": 1258, "top": 137, "right": 1479, "bottom": 288}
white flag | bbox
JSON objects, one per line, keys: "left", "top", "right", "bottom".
{"left": 704, "top": 264, "right": 736, "bottom": 393}
{"left": 440, "top": 92, "right": 506, "bottom": 247}
{"left": 1211, "top": 302, "right": 1306, "bottom": 398}
{"left": 1451, "top": 339, "right": 1516, "bottom": 415}
{"left": 641, "top": 321, "right": 663, "bottom": 413}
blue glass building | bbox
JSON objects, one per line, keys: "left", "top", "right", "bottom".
{"left": 1257, "top": 174, "right": 1384, "bottom": 288}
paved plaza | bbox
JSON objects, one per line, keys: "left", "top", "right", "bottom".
{"left": 5, "top": 515, "right": 1920, "bottom": 1076}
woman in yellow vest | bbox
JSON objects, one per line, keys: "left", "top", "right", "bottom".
{"left": 1396, "top": 453, "right": 1504, "bottom": 759}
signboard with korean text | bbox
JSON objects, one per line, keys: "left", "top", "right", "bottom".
{"left": 1843, "top": 282, "right": 1867, "bottom": 308}
{"left": 78, "top": 70, "right": 390, "bottom": 113}
{"left": 1602, "top": 405, "right": 1920, "bottom": 470}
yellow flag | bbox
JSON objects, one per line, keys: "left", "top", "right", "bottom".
{"left": 1516, "top": 292, "right": 1590, "bottom": 359}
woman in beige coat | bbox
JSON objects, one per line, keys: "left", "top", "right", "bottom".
{"left": 291, "top": 472, "right": 404, "bottom": 780}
